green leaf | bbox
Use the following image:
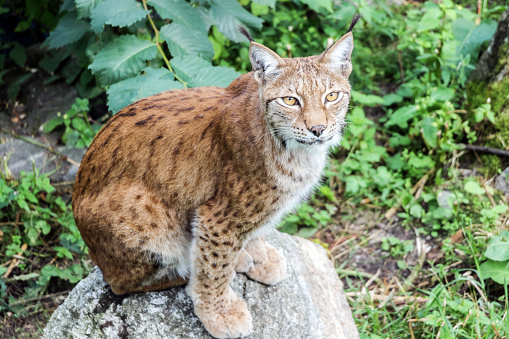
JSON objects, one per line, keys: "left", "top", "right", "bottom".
{"left": 296, "top": 226, "right": 319, "bottom": 238}
{"left": 171, "top": 56, "right": 240, "bottom": 88}
{"left": 430, "top": 87, "right": 454, "bottom": 102}
{"left": 252, "top": 0, "right": 275, "bottom": 8}
{"left": 453, "top": 18, "right": 497, "bottom": 61}
{"left": 187, "top": 66, "right": 240, "bottom": 88}
{"left": 209, "top": 0, "right": 263, "bottom": 42}
{"left": 385, "top": 105, "right": 417, "bottom": 128}
{"left": 71, "top": 118, "right": 88, "bottom": 132}
{"left": 17, "top": 199, "right": 30, "bottom": 211}
{"left": 421, "top": 116, "right": 438, "bottom": 148}
{"left": 149, "top": 0, "right": 208, "bottom": 32}
{"left": 351, "top": 90, "right": 384, "bottom": 106}
{"left": 45, "top": 13, "right": 90, "bottom": 49}
{"left": 39, "top": 49, "right": 71, "bottom": 73}
{"left": 90, "top": 0, "right": 150, "bottom": 33}
{"left": 480, "top": 260, "right": 509, "bottom": 285}
{"left": 75, "top": 0, "right": 102, "bottom": 19}
{"left": 485, "top": 232, "right": 509, "bottom": 262}
{"left": 107, "top": 67, "right": 184, "bottom": 113}
{"left": 301, "top": 0, "right": 333, "bottom": 13}
{"left": 88, "top": 35, "right": 157, "bottom": 85}
{"left": 160, "top": 23, "right": 214, "bottom": 61}
{"left": 432, "top": 207, "right": 452, "bottom": 219}
{"left": 319, "top": 186, "right": 335, "bottom": 202}
{"left": 382, "top": 94, "right": 403, "bottom": 106}
{"left": 410, "top": 204, "right": 423, "bottom": 218}
{"left": 36, "top": 220, "right": 51, "bottom": 235}
{"left": 10, "top": 43, "right": 26, "bottom": 67}
{"left": 464, "top": 181, "right": 485, "bottom": 195}
{"left": 418, "top": 6, "right": 442, "bottom": 32}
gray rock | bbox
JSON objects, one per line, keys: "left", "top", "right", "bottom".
{"left": 43, "top": 231, "right": 359, "bottom": 339}
{"left": 495, "top": 167, "right": 509, "bottom": 197}
{"left": 0, "top": 132, "right": 86, "bottom": 183}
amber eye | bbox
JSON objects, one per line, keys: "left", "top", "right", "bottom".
{"left": 326, "top": 92, "right": 339, "bottom": 102}
{"left": 283, "top": 97, "right": 297, "bottom": 106}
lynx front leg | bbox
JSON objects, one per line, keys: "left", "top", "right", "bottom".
{"left": 188, "top": 216, "right": 252, "bottom": 338}
{"left": 243, "top": 237, "right": 286, "bottom": 286}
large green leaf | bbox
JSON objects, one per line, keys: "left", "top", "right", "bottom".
{"left": 188, "top": 66, "right": 240, "bottom": 88}
{"left": 45, "top": 13, "right": 90, "bottom": 49}
{"left": 75, "top": 0, "right": 102, "bottom": 19}
{"left": 90, "top": 0, "right": 150, "bottom": 33}
{"left": 458, "top": 19, "right": 497, "bottom": 61}
{"left": 351, "top": 90, "right": 384, "bottom": 106}
{"left": 251, "top": 0, "right": 275, "bottom": 8}
{"left": 421, "top": 116, "right": 437, "bottom": 148}
{"left": 430, "top": 87, "right": 455, "bottom": 102}
{"left": 485, "top": 231, "right": 509, "bottom": 262}
{"left": 418, "top": 5, "right": 442, "bottom": 32}
{"left": 160, "top": 23, "right": 214, "bottom": 61}
{"left": 171, "top": 56, "right": 240, "bottom": 88}
{"left": 480, "top": 260, "right": 509, "bottom": 285}
{"left": 88, "top": 35, "right": 157, "bottom": 85}
{"left": 384, "top": 105, "right": 418, "bottom": 128}
{"left": 300, "top": 0, "right": 333, "bottom": 13}
{"left": 107, "top": 67, "right": 185, "bottom": 113}
{"left": 148, "top": 0, "right": 209, "bottom": 32}
{"left": 170, "top": 56, "right": 210, "bottom": 83}
{"left": 209, "top": 0, "right": 263, "bottom": 42}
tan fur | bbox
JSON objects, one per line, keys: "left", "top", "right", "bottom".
{"left": 73, "top": 31, "right": 355, "bottom": 338}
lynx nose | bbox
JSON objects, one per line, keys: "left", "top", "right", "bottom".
{"left": 309, "top": 125, "right": 325, "bottom": 137}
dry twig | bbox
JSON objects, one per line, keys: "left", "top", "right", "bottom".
{"left": 3, "top": 243, "right": 28, "bottom": 279}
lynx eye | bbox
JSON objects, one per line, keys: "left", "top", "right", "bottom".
{"left": 326, "top": 92, "right": 339, "bottom": 102}
{"left": 283, "top": 97, "right": 297, "bottom": 106}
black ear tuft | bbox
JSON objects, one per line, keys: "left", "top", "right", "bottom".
{"left": 238, "top": 26, "right": 255, "bottom": 43}
{"left": 347, "top": 14, "right": 362, "bottom": 33}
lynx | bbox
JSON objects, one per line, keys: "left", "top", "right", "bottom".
{"left": 73, "top": 17, "right": 359, "bottom": 339}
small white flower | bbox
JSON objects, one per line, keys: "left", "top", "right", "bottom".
{"left": 288, "top": 26, "right": 293, "bottom": 31}
{"left": 487, "top": 97, "right": 491, "bottom": 103}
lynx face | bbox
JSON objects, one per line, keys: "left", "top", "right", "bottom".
{"left": 249, "top": 33, "right": 354, "bottom": 151}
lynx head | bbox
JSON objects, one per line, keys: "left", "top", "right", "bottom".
{"left": 241, "top": 17, "right": 360, "bottom": 151}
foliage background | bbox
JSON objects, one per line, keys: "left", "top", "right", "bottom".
{"left": 0, "top": 0, "right": 508, "bottom": 338}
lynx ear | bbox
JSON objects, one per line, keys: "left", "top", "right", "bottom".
{"left": 249, "top": 42, "right": 285, "bottom": 84}
{"left": 321, "top": 32, "right": 354, "bottom": 77}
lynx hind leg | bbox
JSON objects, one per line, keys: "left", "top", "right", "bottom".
{"left": 79, "top": 181, "right": 192, "bottom": 295}
{"left": 244, "top": 237, "right": 287, "bottom": 286}
{"left": 89, "top": 236, "right": 189, "bottom": 295}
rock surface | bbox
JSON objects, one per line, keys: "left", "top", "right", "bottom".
{"left": 0, "top": 132, "right": 86, "bottom": 182}
{"left": 43, "top": 231, "right": 359, "bottom": 339}
{"left": 495, "top": 167, "right": 509, "bottom": 197}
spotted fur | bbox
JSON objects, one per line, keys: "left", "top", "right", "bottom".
{"left": 73, "top": 29, "right": 355, "bottom": 338}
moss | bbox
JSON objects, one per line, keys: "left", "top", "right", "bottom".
{"left": 466, "top": 48, "right": 509, "bottom": 175}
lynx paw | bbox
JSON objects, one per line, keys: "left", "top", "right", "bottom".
{"left": 246, "top": 244, "right": 286, "bottom": 285}
{"left": 195, "top": 289, "right": 253, "bottom": 338}
{"left": 235, "top": 249, "right": 254, "bottom": 273}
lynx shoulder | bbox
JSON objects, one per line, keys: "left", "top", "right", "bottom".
{"left": 73, "top": 18, "right": 359, "bottom": 339}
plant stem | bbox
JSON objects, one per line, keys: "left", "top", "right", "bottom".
{"left": 81, "top": 111, "right": 95, "bottom": 136}
{"left": 142, "top": 0, "right": 187, "bottom": 88}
